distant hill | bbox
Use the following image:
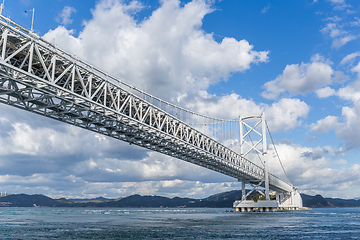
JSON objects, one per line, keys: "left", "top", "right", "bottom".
{"left": 0, "top": 194, "right": 73, "bottom": 207}
{"left": 326, "top": 197, "right": 360, "bottom": 207}
{"left": 68, "top": 196, "right": 114, "bottom": 202}
{"left": 301, "top": 194, "right": 334, "bottom": 208}
{"left": 301, "top": 194, "right": 360, "bottom": 208}
{"left": 1, "top": 192, "right": 359, "bottom": 208}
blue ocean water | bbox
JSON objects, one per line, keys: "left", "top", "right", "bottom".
{"left": 0, "top": 207, "right": 359, "bottom": 239}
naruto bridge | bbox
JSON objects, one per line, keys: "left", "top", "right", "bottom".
{"left": 0, "top": 10, "right": 302, "bottom": 212}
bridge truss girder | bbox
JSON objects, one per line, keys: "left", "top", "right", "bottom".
{"left": 0, "top": 16, "right": 293, "bottom": 194}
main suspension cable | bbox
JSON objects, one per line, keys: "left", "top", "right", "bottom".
{"left": 265, "top": 120, "right": 291, "bottom": 184}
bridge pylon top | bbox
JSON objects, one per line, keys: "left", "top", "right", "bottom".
{"left": 239, "top": 111, "right": 266, "bottom": 158}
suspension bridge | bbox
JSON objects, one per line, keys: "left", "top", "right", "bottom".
{"left": 0, "top": 9, "right": 302, "bottom": 212}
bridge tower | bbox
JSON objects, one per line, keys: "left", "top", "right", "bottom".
{"left": 233, "top": 112, "right": 302, "bottom": 212}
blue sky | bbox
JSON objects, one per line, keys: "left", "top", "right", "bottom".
{"left": 0, "top": 0, "right": 360, "bottom": 199}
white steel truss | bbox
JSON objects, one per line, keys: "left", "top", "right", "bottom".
{"left": 239, "top": 113, "right": 271, "bottom": 200}
{"left": 0, "top": 15, "right": 293, "bottom": 193}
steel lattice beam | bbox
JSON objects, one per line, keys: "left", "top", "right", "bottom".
{"left": 0, "top": 16, "right": 294, "bottom": 193}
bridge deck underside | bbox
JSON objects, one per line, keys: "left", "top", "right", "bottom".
{"left": 0, "top": 18, "right": 293, "bottom": 194}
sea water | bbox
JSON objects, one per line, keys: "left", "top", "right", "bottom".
{"left": 0, "top": 207, "right": 359, "bottom": 239}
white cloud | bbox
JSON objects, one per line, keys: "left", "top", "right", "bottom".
{"left": 331, "top": 34, "right": 357, "bottom": 48}
{"left": 0, "top": 173, "right": 239, "bottom": 199}
{"left": 3, "top": 122, "right": 360, "bottom": 199}
{"left": 44, "top": 26, "right": 82, "bottom": 54}
{"left": 321, "top": 23, "right": 345, "bottom": 38}
{"left": 337, "top": 79, "right": 360, "bottom": 102}
{"left": 310, "top": 116, "right": 339, "bottom": 133}
{"left": 340, "top": 52, "right": 360, "bottom": 65}
{"left": 261, "top": 55, "right": 334, "bottom": 99}
{"left": 322, "top": 78, "right": 360, "bottom": 148}
{"left": 43, "top": 0, "right": 268, "bottom": 103}
{"left": 352, "top": 62, "right": 360, "bottom": 76}
{"left": 321, "top": 22, "right": 358, "bottom": 48}
{"left": 267, "top": 143, "right": 360, "bottom": 195}
{"left": 326, "top": 0, "right": 352, "bottom": 11}
{"left": 184, "top": 91, "right": 262, "bottom": 119}
{"left": 0, "top": 108, "right": 236, "bottom": 198}
{"left": 56, "top": 6, "right": 76, "bottom": 25}
{"left": 335, "top": 104, "right": 360, "bottom": 149}
{"left": 0, "top": 122, "right": 102, "bottom": 158}
{"left": 265, "top": 98, "right": 310, "bottom": 132}
{"left": 316, "top": 86, "right": 336, "bottom": 98}
{"left": 184, "top": 92, "right": 309, "bottom": 132}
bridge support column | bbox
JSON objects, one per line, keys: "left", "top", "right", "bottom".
{"left": 262, "top": 112, "right": 270, "bottom": 201}
{"left": 241, "top": 180, "right": 246, "bottom": 201}
{"left": 264, "top": 155, "right": 270, "bottom": 201}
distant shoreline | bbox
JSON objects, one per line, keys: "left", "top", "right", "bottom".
{"left": 1, "top": 191, "right": 359, "bottom": 208}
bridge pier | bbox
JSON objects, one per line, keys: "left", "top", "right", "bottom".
{"left": 233, "top": 188, "right": 303, "bottom": 212}
{"left": 233, "top": 199, "right": 279, "bottom": 212}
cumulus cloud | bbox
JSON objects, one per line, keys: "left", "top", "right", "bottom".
{"left": 0, "top": 106, "right": 235, "bottom": 198}
{"left": 337, "top": 78, "right": 360, "bottom": 103}
{"left": 0, "top": 172, "right": 239, "bottom": 199}
{"left": 334, "top": 104, "right": 360, "bottom": 149}
{"left": 184, "top": 92, "right": 310, "bottom": 132}
{"left": 45, "top": 27, "right": 82, "bottom": 54}
{"left": 265, "top": 98, "right": 310, "bottom": 132}
{"left": 0, "top": 120, "right": 147, "bottom": 162}
{"left": 43, "top": 0, "right": 268, "bottom": 103}
{"left": 316, "top": 86, "right": 336, "bottom": 98}
{"left": 310, "top": 116, "right": 339, "bottom": 133}
{"left": 1, "top": 104, "right": 358, "bottom": 198}
{"left": 0, "top": 97, "right": 311, "bottom": 198}
{"left": 311, "top": 78, "right": 360, "bottom": 149}
{"left": 261, "top": 55, "right": 335, "bottom": 99}
{"left": 184, "top": 91, "right": 262, "bottom": 119}
{"left": 267, "top": 143, "right": 360, "bottom": 195}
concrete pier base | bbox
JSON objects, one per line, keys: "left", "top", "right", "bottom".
{"left": 233, "top": 200, "right": 279, "bottom": 212}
